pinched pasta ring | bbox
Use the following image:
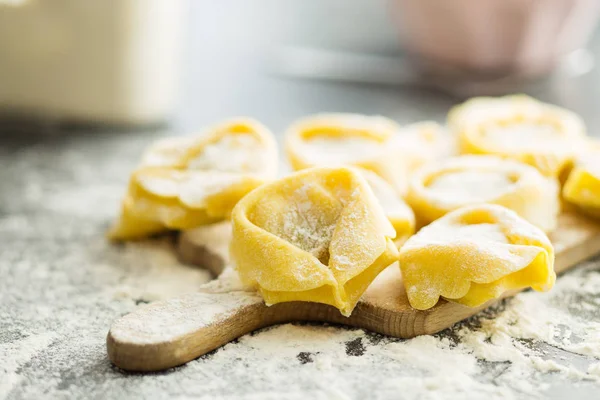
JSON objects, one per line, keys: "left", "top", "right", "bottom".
{"left": 285, "top": 113, "right": 407, "bottom": 194}
{"left": 109, "top": 118, "right": 278, "bottom": 240}
{"left": 450, "top": 94, "right": 586, "bottom": 178}
{"left": 406, "top": 155, "right": 560, "bottom": 232}
{"left": 563, "top": 139, "right": 600, "bottom": 218}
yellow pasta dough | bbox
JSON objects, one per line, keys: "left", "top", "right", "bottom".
{"left": 284, "top": 113, "right": 407, "bottom": 193}
{"left": 109, "top": 118, "right": 278, "bottom": 240}
{"left": 390, "top": 121, "right": 457, "bottom": 172}
{"left": 357, "top": 169, "right": 415, "bottom": 246}
{"left": 110, "top": 167, "right": 266, "bottom": 239}
{"left": 230, "top": 167, "right": 399, "bottom": 316}
{"left": 399, "top": 204, "right": 555, "bottom": 310}
{"left": 140, "top": 117, "right": 278, "bottom": 177}
{"left": 450, "top": 94, "right": 586, "bottom": 178}
{"left": 563, "top": 139, "right": 600, "bottom": 217}
{"left": 406, "top": 155, "right": 559, "bottom": 232}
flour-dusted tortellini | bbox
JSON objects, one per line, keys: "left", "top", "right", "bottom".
{"left": 357, "top": 168, "right": 415, "bottom": 246}
{"left": 109, "top": 167, "right": 267, "bottom": 240}
{"left": 399, "top": 204, "right": 555, "bottom": 310}
{"left": 109, "top": 118, "right": 278, "bottom": 240}
{"left": 406, "top": 155, "right": 560, "bottom": 232}
{"left": 563, "top": 139, "right": 600, "bottom": 217}
{"left": 230, "top": 167, "right": 400, "bottom": 316}
{"left": 284, "top": 113, "right": 407, "bottom": 194}
{"left": 389, "top": 121, "right": 456, "bottom": 172}
{"left": 450, "top": 95, "right": 586, "bottom": 178}
{"left": 140, "top": 117, "right": 278, "bottom": 178}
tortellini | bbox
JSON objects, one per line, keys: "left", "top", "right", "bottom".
{"left": 406, "top": 155, "right": 560, "bottom": 232}
{"left": 139, "top": 117, "right": 278, "bottom": 177}
{"left": 563, "top": 139, "right": 600, "bottom": 217}
{"left": 285, "top": 113, "right": 407, "bottom": 194}
{"left": 450, "top": 95, "right": 586, "bottom": 178}
{"left": 230, "top": 167, "right": 399, "bottom": 316}
{"left": 109, "top": 118, "right": 278, "bottom": 240}
{"left": 399, "top": 204, "right": 555, "bottom": 310}
{"left": 358, "top": 168, "right": 415, "bottom": 246}
{"left": 389, "top": 121, "right": 456, "bottom": 172}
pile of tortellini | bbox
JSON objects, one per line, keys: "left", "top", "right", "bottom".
{"left": 110, "top": 95, "right": 599, "bottom": 316}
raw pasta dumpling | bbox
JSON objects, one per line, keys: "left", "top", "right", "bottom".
{"left": 358, "top": 168, "right": 415, "bottom": 246}
{"left": 399, "top": 204, "right": 555, "bottom": 310}
{"left": 231, "top": 167, "right": 400, "bottom": 316}
{"left": 285, "top": 113, "right": 407, "bottom": 193}
{"left": 563, "top": 139, "right": 600, "bottom": 217}
{"left": 110, "top": 167, "right": 266, "bottom": 239}
{"left": 450, "top": 95, "right": 586, "bottom": 178}
{"left": 140, "top": 117, "right": 278, "bottom": 177}
{"left": 109, "top": 118, "right": 278, "bottom": 240}
{"left": 406, "top": 155, "right": 559, "bottom": 232}
{"left": 389, "top": 121, "right": 456, "bottom": 172}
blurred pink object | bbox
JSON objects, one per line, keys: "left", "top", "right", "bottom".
{"left": 391, "top": 0, "right": 600, "bottom": 77}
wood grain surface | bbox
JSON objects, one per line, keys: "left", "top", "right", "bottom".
{"left": 107, "top": 212, "right": 600, "bottom": 371}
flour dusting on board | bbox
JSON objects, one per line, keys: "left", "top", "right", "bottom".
{"left": 182, "top": 261, "right": 600, "bottom": 399}
{"left": 110, "top": 291, "right": 261, "bottom": 345}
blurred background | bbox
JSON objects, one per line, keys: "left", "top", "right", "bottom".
{"left": 1, "top": 0, "right": 600, "bottom": 137}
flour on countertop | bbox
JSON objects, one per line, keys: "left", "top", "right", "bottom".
{"left": 2, "top": 129, "right": 600, "bottom": 400}
{"left": 0, "top": 332, "right": 57, "bottom": 397}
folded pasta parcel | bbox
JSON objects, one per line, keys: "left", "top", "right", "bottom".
{"left": 231, "top": 167, "right": 400, "bottom": 316}
{"left": 358, "top": 168, "right": 415, "bottom": 246}
{"left": 450, "top": 94, "right": 586, "bottom": 178}
{"left": 109, "top": 118, "right": 278, "bottom": 240}
{"left": 399, "top": 204, "right": 555, "bottom": 310}
{"left": 407, "top": 155, "right": 560, "bottom": 232}
{"left": 389, "top": 121, "right": 456, "bottom": 172}
{"left": 563, "top": 139, "right": 600, "bottom": 217}
{"left": 285, "top": 113, "right": 407, "bottom": 194}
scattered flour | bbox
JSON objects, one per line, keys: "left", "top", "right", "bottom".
{"left": 588, "top": 363, "right": 600, "bottom": 377}
{"left": 0, "top": 332, "right": 57, "bottom": 398}
{"left": 110, "top": 239, "right": 213, "bottom": 302}
{"left": 174, "top": 260, "right": 600, "bottom": 399}
{"left": 3, "top": 129, "right": 600, "bottom": 399}
{"left": 110, "top": 290, "right": 262, "bottom": 345}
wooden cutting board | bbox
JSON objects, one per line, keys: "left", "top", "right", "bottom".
{"left": 107, "top": 212, "right": 600, "bottom": 372}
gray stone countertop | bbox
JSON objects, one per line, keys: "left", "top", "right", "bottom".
{"left": 2, "top": 2, "right": 600, "bottom": 399}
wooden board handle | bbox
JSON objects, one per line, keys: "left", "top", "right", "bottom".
{"left": 108, "top": 288, "right": 264, "bottom": 371}
{"left": 107, "top": 278, "right": 441, "bottom": 372}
